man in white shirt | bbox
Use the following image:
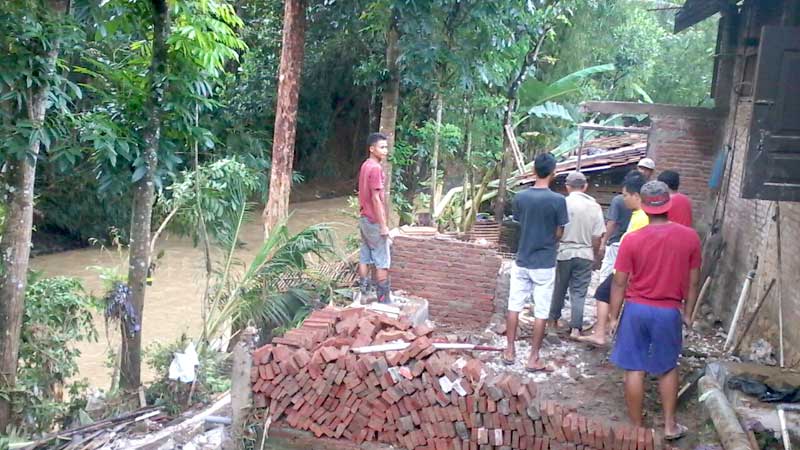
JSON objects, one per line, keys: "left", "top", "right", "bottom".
{"left": 548, "top": 171, "right": 605, "bottom": 338}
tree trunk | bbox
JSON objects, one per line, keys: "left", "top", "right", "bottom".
{"left": 379, "top": 14, "right": 400, "bottom": 226}
{"left": 120, "top": 0, "right": 169, "bottom": 392}
{"left": 0, "top": 1, "right": 66, "bottom": 431}
{"left": 463, "top": 164, "right": 497, "bottom": 232}
{"left": 262, "top": 0, "right": 307, "bottom": 237}
{"left": 461, "top": 105, "right": 474, "bottom": 226}
{"left": 429, "top": 92, "right": 444, "bottom": 219}
{"left": 493, "top": 30, "right": 549, "bottom": 222}
{"left": 494, "top": 101, "right": 515, "bottom": 222}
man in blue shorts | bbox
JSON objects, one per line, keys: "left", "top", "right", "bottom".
{"left": 609, "top": 181, "right": 701, "bottom": 441}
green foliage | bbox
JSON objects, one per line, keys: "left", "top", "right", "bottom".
{"left": 0, "top": 275, "right": 99, "bottom": 434}
{"left": 201, "top": 213, "right": 335, "bottom": 349}
{"left": 157, "top": 157, "right": 262, "bottom": 248}
{"left": 549, "top": 0, "right": 716, "bottom": 106}
{"left": 0, "top": 0, "right": 84, "bottom": 163}
{"left": 145, "top": 336, "right": 229, "bottom": 416}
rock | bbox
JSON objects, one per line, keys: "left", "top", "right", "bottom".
{"left": 156, "top": 438, "right": 176, "bottom": 450}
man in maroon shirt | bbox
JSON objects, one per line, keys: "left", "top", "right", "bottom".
{"left": 657, "top": 170, "right": 693, "bottom": 227}
{"left": 609, "top": 181, "right": 701, "bottom": 441}
{"left": 357, "top": 133, "right": 391, "bottom": 303}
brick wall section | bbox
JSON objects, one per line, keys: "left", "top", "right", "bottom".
{"left": 648, "top": 114, "right": 722, "bottom": 231}
{"left": 391, "top": 235, "right": 503, "bottom": 328}
{"left": 710, "top": 99, "right": 800, "bottom": 366}
{"left": 704, "top": 0, "right": 800, "bottom": 367}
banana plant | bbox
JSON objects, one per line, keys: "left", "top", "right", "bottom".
{"left": 515, "top": 63, "right": 616, "bottom": 127}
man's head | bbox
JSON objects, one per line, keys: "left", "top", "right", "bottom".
{"left": 637, "top": 157, "right": 656, "bottom": 180}
{"left": 640, "top": 181, "right": 673, "bottom": 219}
{"left": 534, "top": 152, "right": 557, "bottom": 183}
{"left": 367, "top": 132, "right": 389, "bottom": 161}
{"left": 622, "top": 171, "right": 646, "bottom": 211}
{"left": 565, "top": 171, "right": 588, "bottom": 193}
{"left": 657, "top": 170, "right": 680, "bottom": 192}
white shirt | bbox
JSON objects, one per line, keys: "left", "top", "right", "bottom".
{"left": 557, "top": 191, "right": 605, "bottom": 261}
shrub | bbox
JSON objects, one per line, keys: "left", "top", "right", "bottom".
{"left": 1, "top": 275, "right": 100, "bottom": 434}
{"left": 145, "top": 336, "right": 230, "bottom": 416}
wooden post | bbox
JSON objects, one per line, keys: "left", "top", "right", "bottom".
{"left": 698, "top": 375, "right": 754, "bottom": 450}
{"left": 231, "top": 327, "right": 257, "bottom": 446}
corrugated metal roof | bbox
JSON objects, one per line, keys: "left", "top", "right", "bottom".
{"left": 518, "top": 134, "right": 648, "bottom": 184}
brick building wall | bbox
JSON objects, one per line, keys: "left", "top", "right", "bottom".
{"left": 704, "top": 0, "right": 800, "bottom": 366}
{"left": 648, "top": 113, "right": 723, "bottom": 233}
{"left": 391, "top": 235, "right": 503, "bottom": 329}
{"left": 709, "top": 99, "right": 800, "bottom": 366}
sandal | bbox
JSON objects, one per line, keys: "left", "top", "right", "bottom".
{"left": 664, "top": 424, "right": 688, "bottom": 441}
{"left": 525, "top": 364, "right": 555, "bottom": 373}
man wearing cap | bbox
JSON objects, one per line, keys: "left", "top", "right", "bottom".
{"left": 548, "top": 171, "right": 605, "bottom": 338}
{"left": 637, "top": 157, "right": 656, "bottom": 180}
{"left": 608, "top": 180, "right": 701, "bottom": 441}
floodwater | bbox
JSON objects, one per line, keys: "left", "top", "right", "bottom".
{"left": 31, "top": 197, "right": 356, "bottom": 390}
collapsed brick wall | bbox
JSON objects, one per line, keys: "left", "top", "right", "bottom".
{"left": 392, "top": 236, "right": 503, "bottom": 328}
{"left": 648, "top": 113, "right": 723, "bottom": 233}
{"left": 252, "top": 306, "right": 678, "bottom": 450}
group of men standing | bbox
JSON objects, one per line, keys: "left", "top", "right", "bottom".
{"left": 504, "top": 152, "right": 700, "bottom": 441}
{"left": 356, "top": 134, "right": 702, "bottom": 441}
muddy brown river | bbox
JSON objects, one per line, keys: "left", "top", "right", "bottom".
{"left": 32, "top": 197, "right": 356, "bottom": 389}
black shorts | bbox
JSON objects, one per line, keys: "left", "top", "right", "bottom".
{"left": 594, "top": 274, "right": 613, "bottom": 303}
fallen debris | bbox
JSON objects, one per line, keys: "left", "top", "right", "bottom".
{"left": 251, "top": 305, "right": 682, "bottom": 450}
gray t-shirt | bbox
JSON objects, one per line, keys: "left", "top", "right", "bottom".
{"left": 606, "top": 194, "right": 631, "bottom": 244}
{"left": 513, "top": 187, "right": 569, "bottom": 269}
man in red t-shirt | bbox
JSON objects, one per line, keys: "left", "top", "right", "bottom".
{"left": 357, "top": 133, "right": 391, "bottom": 303}
{"left": 657, "top": 170, "right": 693, "bottom": 227}
{"left": 609, "top": 181, "right": 701, "bottom": 441}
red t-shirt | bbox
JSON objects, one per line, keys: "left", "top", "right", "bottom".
{"left": 614, "top": 222, "right": 701, "bottom": 309}
{"left": 358, "top": 158, "right": 385, "bottom": 223}
{"left": 668, "top": 192, "right": 693, "bottom": 228}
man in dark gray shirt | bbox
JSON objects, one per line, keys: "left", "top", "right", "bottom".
{"left": 504, "top": 153, "right": 568, "bottom": 373}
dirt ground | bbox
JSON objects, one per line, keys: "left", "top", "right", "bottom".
{"left": 434, "top": 272, "right": 727, "bottom": 450}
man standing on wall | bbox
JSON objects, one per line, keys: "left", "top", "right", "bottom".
{"left": 657, "top": 170, "right": 693, "bottom": 227}
{"left": 504, "top": 153, "right": 568, "bottom": 372}
{"left": 549, "top": 171, "right": 605, "bottom": 338}
{"left": 357, "top": 133, "right": 392, "bottom": 304}
{"left": 609, "top": 181, "right": 701, "bottom": 441}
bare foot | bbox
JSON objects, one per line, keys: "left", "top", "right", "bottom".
{"left": 569, "top": 329, "right": 581, "bottom": 340}
{"left": 578, "top": 335, "right": 608, "bottom": 347}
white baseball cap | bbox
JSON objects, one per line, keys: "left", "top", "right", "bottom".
{"left": 638, "top": 158, "right": 656, "bottom": 170}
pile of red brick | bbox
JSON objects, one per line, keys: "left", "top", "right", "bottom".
{"left": 251, "top": 306, "right": 675, "bottom": 450}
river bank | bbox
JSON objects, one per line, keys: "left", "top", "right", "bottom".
{"left": 31, "top": 197, "right": 356, "bottom": 390}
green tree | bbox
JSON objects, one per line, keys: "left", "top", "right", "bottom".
{"left": 76, "top": 0, "right": 246, "bottom": 391}
{"left": 0, "top": 0, "right": 82, "bottom": 430}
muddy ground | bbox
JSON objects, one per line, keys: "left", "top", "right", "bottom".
{"left": 433, "top": 279, "right": 728, "bottom": 450}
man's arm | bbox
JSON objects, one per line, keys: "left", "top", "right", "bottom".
{"left": 371, "top": 189, "right": 389, "bottom": 235}
{"left": 683, "top": 268, "right": 701, "bottom": 325}
{"left": 609, "top": 271, "right": 629, "bottom": 325}
{"left": 555, "top": 226, "right": 564, "bottom": 240}
{"left": 592, "top": 236, "right": 602, "bottom": 263}
{"left": 603, "top": 220, "right": 618, "bottom": 247}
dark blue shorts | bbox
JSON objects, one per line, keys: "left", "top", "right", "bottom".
{"left": 611, "top": 301, "right": 682, "bottom": 375}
